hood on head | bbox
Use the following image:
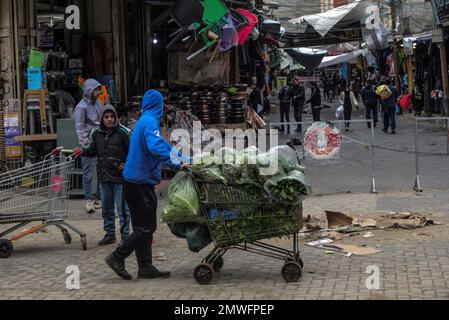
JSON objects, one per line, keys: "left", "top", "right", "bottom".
{"left": 83, "top": 79, "right": 102, "bottom": 102}
{"left": 100, "top": 104, "right": 119, "bottom": 131}
{"left": 142, "top": 89, "right": 164, "bottom": 119}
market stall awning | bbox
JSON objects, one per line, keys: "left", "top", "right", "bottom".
{"left": 285, "top": 48, "right": 327, "bottom": 71}
{"left": 319, "top": 48, "right": 368, "bottom": 69}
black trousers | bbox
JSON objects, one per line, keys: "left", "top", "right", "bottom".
{"left": 114, "top": 182, "right": 157, "bottom": 270}
{"left": 280, "top": 102, "right": 291, "bottom": 133}
{"left": 365, "top": 102, "right": 378, "bottom": 128}
{"left": 344, "top": 106, "right": 352, "bottom": 128}
{"left": 312, "top": 107, "right": 321, "bottom": 122}
{"left": 382, "top": 105, "right": 397, "bottom": 131}
{"left": 293, "top": 104, "right": 304, "bottom": 132}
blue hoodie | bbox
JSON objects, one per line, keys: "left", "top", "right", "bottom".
{"left": 123, "top": 90, "right": 190, "bottom": 185}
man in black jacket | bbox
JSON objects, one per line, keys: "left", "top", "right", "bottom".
{"left": 362, "top": 80, "right": 379, "bottom": 129}
{"left": 278, "top": 82, "right": 294, "bottom": 134}
{"left": 82, "top": 105, "right": 131, "bottom": 246}
{"left": 307, "top": 82, "right": 322, "bottom": 122}
{"left": 292, "top": 77, "right": 306, "bottom": 132}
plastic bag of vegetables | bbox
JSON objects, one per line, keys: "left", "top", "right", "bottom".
{"left": 167, "top": 223, "right": 212, "bottom": 253}
{"left": 162, "top": 172, "right": 204, "bottom": 224}
{"left": 264, "top": 170, "right": 312, "bottom": 204}
{"left": 258, "top": 146, "right": 305, "bottom": 182}
{"left": 192, "top": 153, "right": 227, "bottom": 183}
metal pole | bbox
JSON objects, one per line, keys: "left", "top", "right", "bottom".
{"left": 391, "top": 1, "right": 402, "bottom": 93}
{"left": 370, "top": 119, "right": 377, "bottom": 194}
{"left": 414, "top": 119, "right": 423, "bottom": 192}
{"left": 447, "top": 119, "right": 449, "bottom": 156}
{"left": 438, "top": 41, "right": 449, "bottom": 116}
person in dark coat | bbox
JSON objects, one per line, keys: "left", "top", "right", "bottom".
{"left": 412, "top": 83, "right": 424, "bottom": 117}
{"left": 278, "top": 83, "right": 294, "bottom": 134}
{"left": 362, "top": 80, "right": 379, "bottom": 128}
{"left": 81, "top": 105, "right": 131, "bottom": 246}
{"left": 306, "top": 82, "right": 322, "bottom": 122}
{"left": 292, "top": 77, "right": 306, "bottom": 132}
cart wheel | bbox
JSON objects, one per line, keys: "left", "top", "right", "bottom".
{"left": 213, "top": 257, "right": 224, "bottom": 272}
{"left": 0, "top": 239, "right": 14, "bottom": 259}
{"left": 287, "top": 255, "right": 304, "bottom": 269}
{"left": 297, "top": 258, "right": 304, "bottom": 269}
{"left": 194, "top": 264, "right": 214, "bottom": 285}
{"left": 62, "top": 230, "right": 72, "bottom": 244}
{"left": 81, "top": 236, "right": 87, "bottom": 251}
{"left": 282, "top": 262, "right": 302, "bottom": 283}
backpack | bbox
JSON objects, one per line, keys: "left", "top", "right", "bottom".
{"left": 376, "top": 85, "right": 392, "bottom": 101}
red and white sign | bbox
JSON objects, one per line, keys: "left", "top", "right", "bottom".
{"left": 304, "top": 122, "right": 342, "bottom": 160}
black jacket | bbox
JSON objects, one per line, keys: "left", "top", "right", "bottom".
{"left": 362, "top": 85, "right": 378, "bottom": 105}
{"left": 307, "top": 88, "right": 322, "bottom": 107}
{"left": 279, "top": 86, "right": 294, "bottom": 104}
{"left": 84, "top": 105, "right": 131, "bottom": 184}
{"left": 292, "top": 85, "right": 306, "bottom": 106}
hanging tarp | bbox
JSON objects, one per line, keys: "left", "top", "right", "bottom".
{"left": 319, "top": 49, "right": 368, "bottom": 69}
{"left": 280, "top": 0, "right": 389, "bottom": 47}
{"left": 288, "top": 0, "right": 375, "bottom": 38}
{"left": 285, "top": 48, "right": 327, "bottom": 71}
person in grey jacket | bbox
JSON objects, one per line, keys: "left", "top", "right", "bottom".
{"left": 74, "top": 79, "right": 104, "bottom": 214}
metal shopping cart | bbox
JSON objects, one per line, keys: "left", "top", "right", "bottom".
{"left": 190, "top": 174, "right": 304, "bottom": 285}
{"left": 0, "top": 148, "right": 87, "bottom": 258}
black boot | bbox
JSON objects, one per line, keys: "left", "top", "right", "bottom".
{"left": 138, "top": 265, "right": 171, "bottom": 279}
{"left": 98, "top": 235, "right": 117, "bottom": 246}
{"left": 105, "top": 253, "right": 132, "bottom": 280}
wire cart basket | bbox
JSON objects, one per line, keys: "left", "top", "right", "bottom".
{"left": 0, "top": 149, "right": 87, "bottom": 258}
{"left": 190, "top": 175, "right": 304, "bottom": 285}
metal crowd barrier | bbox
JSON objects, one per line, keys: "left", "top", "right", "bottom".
{"left": 413, "top": 117, "right": 449, "bottom": 192}
{"left": 269, "top": 119, "right": 377, "bottom": 194}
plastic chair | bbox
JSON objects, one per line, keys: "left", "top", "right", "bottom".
{"left": 151, "top": 0, "right": 205, "bottom": 50}
{"left": 185, "top": 0, "right": 229, "bottom": 61}
{"left": 236, "top": 9, "right": 258, "bottom": 46}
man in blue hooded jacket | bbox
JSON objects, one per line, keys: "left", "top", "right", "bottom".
{"left": 105, "top": 89, "right": 191, "bottom": 280}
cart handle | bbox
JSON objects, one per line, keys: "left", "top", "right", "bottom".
{"left": 51, "top": 147, "right": 81, "bottom": 158}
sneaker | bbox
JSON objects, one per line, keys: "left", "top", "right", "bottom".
{"left": 105, "top": 253, "right": 132, "bottom": 280}
{"left": 391, "top": 130, "right": 396, "bottom": 135}
{"left": 382, "top": 129, "right": 388, "bottom": 134}
{"left": 137, "top": 265, "right": 171, "bottom": 279}
{"left": 98, "top": 235, "right": 117, "bottom": 246}
{"left": 95, "top": 200, "right": 102, "bottom": 210}
{"left": 86, "top": 200, "right": 95, "bottom": 214}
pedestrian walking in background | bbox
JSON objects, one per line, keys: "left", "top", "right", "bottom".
{"left": 412, "top": 83, "right": 425, "bottom": 117}
{"left": 278, "top": 82, "right": 294, "bottom": 134}
{"left": 74, "top": 79, "right": 104, "bottom": 214}
{"left": 79, "top": 105, "right": 131, "bottom": 246}
{"left": 249, "top": 84, "right": 264, "bottom": 117}
{"left": 377, "top": 79, "right": 398, "bottom": 134}
{"left": 263, "top": 89, "right": 271, "bottom": 116}
{"left": 105, "top": 89, "right": 191, "bottom": 281}
{"left": 362, "top": 80, "right": 379, "bottom": 129}
{"left": 339, "top": 85, "right": 359, "bottom": 131}
{"left": 307, "top": 82, "right": 322, "bottom": 122}
{"left": 292, "top": 77, "right": 306, "bottom": 133}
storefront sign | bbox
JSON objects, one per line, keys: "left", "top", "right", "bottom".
{"left": 276, "top": 76, "right": 288, "bottom": 90}
{"left": 432, "top": 28, "right": 444, "bottom": 43}
{"left": 4, "top": 113, "right": 22, "bottom": 158}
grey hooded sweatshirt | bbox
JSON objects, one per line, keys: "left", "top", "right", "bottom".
{"left": 74, "top": 79, "right": 103, "bottom": 147}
